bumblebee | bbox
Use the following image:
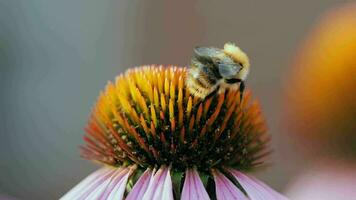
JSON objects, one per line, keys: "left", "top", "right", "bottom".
{"left": 186, "top": 42, "right": 250, "bottom": 100}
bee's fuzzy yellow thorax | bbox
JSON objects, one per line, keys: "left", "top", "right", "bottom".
{"left": 223, "top": 43, "right": 250, "bottom": 68}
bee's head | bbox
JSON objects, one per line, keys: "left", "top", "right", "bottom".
{"left": 193, "top": 42, "right": 250, "bottom": 80}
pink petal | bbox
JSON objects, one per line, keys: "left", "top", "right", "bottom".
{"left": 61, "top": 167, "right": 132, "bottom": 200}
{"left": 229, "top": 169, "right": 289, "bottom": 200}
{"left": 126, "top": 169, "right": 153, "bottom": 200}
{"left": 61, "top": 167, "right": 115, "bottom": 200}
{"left": 141, "top": 166, "right": 174, "bottom": 200}
{"left": 181, "top": 169, "right": 210, "bottom": 200}
{"left": 213, "top": 170, "right": 249, "bottom": 200}
{"left": 99, "top": 167, "right": 131, "bottom": 200}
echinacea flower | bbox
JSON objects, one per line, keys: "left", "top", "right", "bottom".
{"left": 284, "top": 3, "right": 356, "bottom": 199}
{"left": 62, "top": 65, "right": 287, "bottom": 199}
{"left": 286, "top": 3, "right": 356, "bottom": 158}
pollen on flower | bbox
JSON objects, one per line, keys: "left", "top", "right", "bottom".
{"left": 81, "top": 65, "right": 269, "bottom": 173}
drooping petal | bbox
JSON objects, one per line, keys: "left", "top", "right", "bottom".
{"left": 213, "top": 170, "right": 249, "bottom": 200}
{"left": 61, "top": 167, "right": 115, "bottom": 200}
{"left": 126, "top": 168, "right": 153, "bottom": 200}
{"left": 99, "top": 167, "right": 131, "bottom": 200}
{"left": 84, "top": 170, "right": 120, "bottom": 200}
{"left": 61, "top": 167, "right": 132, "bottom": 200}
{"left": 229, "top": 169, "right": 289, "bottom": 200}
{"left": 141, "top": 166, "right": 174, "bottom": 200}
{"left": 181, "top": 169, "right": 210, "bottom": 200}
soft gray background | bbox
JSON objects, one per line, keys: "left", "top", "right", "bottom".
{"left": 0, "top": 0, "right": 351, "bottom": 199}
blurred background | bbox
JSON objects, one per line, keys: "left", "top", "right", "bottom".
{"left": 0, "top": 0, "right": 353, "bottom": 199}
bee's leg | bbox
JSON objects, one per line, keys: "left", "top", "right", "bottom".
{"left": 239, "top": 81, "right": 245, "bottom": 100}
{"left": 195, "top": 86, "right": 219, "bottom": 107}
{"left": 205, "top": 85, "right": 219, "bottom": 99}
{"left": 225, "top": 78, "right": 245, "bottom": 100}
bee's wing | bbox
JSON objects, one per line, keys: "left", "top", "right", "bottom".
{"left": 194, "top": 47, "right": 221, "bottom": 61}
{"left": 218, "top": 64, "right": 242, "bottom": 78}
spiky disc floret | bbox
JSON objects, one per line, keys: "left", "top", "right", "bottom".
{"left": 82, "top": 65, "right": 269, "bottom": 173}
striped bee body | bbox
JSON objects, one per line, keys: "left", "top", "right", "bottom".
{"left": 187, "top": 58, "right": 221, "bottom": 98}
{"left": 186, "top": 43, "right": 250, "bottom": 100}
